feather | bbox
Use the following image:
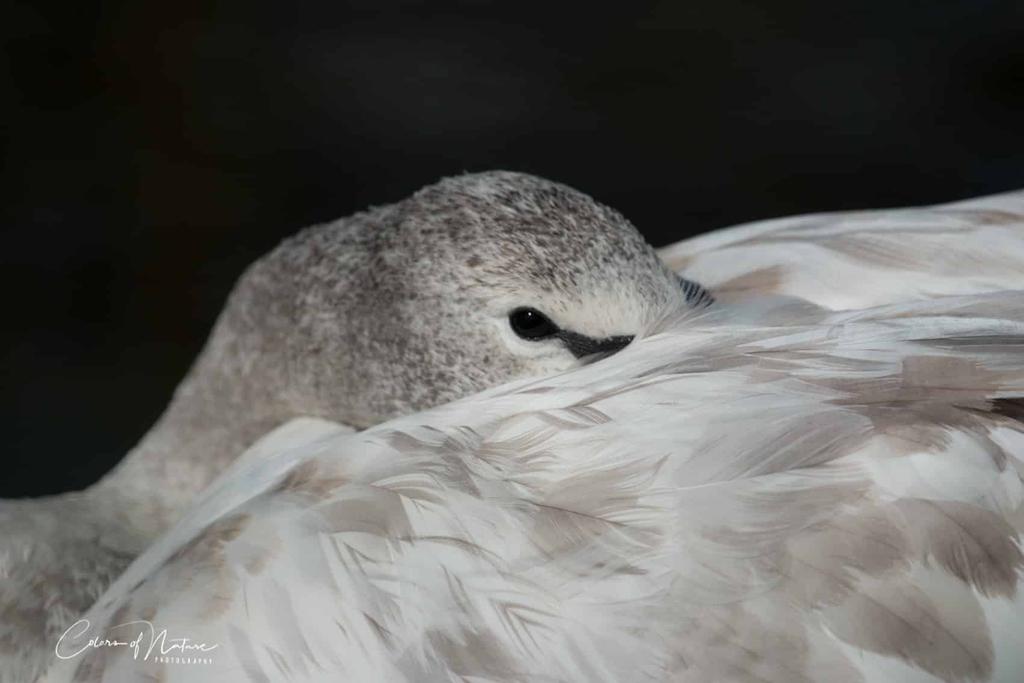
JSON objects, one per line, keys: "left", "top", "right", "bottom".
{"left": 658, "top": 189, "right": 1024, "bottom": 309}
{"left": 41, "top": 292, "right": 1024, "bottom": 683}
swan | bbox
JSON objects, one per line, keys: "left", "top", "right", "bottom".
{"left": 0, "top": 171, "right": 703, "bottom": 681}
{"left": 41, "top": 288, "right": 1024, "bottom": 682}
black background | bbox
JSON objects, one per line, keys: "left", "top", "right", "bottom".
{"left": 4, "top": 1, "right": 1024, "bottom": 496}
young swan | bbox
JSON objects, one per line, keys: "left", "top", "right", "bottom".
{"left": 0, "top": 170, "right": 709, "bottom": 680}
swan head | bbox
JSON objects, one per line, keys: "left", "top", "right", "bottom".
{"left": 223, "top": 171, "right": 709, "bottom": 428}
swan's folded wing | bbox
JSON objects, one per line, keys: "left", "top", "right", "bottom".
{"left": 43, "top": 294, "right": 1024, "bottom": 683}
{"left": 659, "top": 190, "right": 1024, "bottom": 309}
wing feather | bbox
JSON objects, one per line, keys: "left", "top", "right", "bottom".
{"left": 42, "top": 294, "right": 1024, "bottom": 683}
{"left": 658, "top": 190, "right": 1024, "bottom": 309}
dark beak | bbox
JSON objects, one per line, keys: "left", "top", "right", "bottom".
{"left": 556, "top": 330, "right": 635, "bottom": 360}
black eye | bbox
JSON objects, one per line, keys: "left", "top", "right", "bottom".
{"left": 509, "top": 307, "right": 559, "bottom": 340}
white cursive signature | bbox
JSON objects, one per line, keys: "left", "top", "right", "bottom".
{"left": 55, "top": 618, "right": 219, "bottom": 663}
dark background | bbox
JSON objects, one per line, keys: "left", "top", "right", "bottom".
{"left": 4, "top": 1, "right": 1024, "bottom": 496}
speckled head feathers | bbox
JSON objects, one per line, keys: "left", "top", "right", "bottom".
{"left": 221, "top": 170, "right": 700, "bottom": 429}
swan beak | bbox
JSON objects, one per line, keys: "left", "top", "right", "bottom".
{"left": 557, "top": 331, "right": 635, "bottom": 360}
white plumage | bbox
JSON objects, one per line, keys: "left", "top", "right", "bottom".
{"left": 659, "top": 189, "right": 1024, "bottom": 309}
{"left": 41, "top": 191, "right": 1024, "bottom": 682}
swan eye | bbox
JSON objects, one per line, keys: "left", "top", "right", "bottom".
{"left": 509, "top": 308, "right": 559, "bottom": 340}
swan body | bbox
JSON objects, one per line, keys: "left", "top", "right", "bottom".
{"left": 43, "top": 290, "right": 1024, "bottom": 682}
{"left": 1, "top": 171, "right": 692, "bottom": 681}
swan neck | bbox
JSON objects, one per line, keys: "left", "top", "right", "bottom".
{"left": 91, "top": 335, "right": 291, "bottom": 539}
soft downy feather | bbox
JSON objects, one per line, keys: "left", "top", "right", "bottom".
{"left": 41, "top": 291, "right": 1024, "bottom": 683}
